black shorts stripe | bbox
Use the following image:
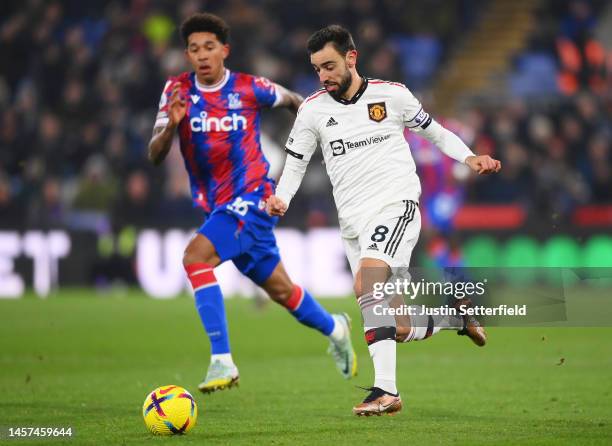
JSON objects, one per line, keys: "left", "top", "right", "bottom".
{"left": 424, "top": 315, "right": 435, "bottom": 338}
{"left": 384, "top": 200, "right": 411, "bottom": 255}
{"left": 386, "top": 201, "right": 417, "bottom": 258}
{"left": 386, "top": 212, "right": 411, "bottom": 258}
{"left": 389, "top": 201, "right": 416, "bottom": 257}
{"left": 384, "top": 200, "right": 413, "bottom": 256}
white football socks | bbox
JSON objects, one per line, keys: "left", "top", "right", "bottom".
{"left": 369, "top": 339, "right": 397, "bottom": 394}
{"left": 358, "top": 292, "right": 398, "bottom": 395}
{"left": 328, "top": 315, "right": 346, "bottom": 343}
{"left": 211, "top": 353, "right": 235, "bottom": 368}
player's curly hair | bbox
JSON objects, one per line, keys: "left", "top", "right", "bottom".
{"left": 180, "top": 13, "right": 230, "bottom": 45}
{"left": 306, "top": 25, "right": 356, "bottom": 55}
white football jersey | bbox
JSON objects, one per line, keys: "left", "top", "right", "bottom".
{"left": 284, "top": 78, "right": 434, "bottom": 238}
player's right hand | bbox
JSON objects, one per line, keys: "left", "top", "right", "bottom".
{"left": 266, "top": 195, "right": 288, "bottom": 217}
{"left": 168, "top": 83, "right": 187, "bottom": 128}
{"left": 465, "top": 155, "right": 501, "bottom": 175}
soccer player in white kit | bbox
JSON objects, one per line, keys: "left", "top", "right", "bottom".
{"left": 266, "top": 25, "right": 501, "bottom": 416}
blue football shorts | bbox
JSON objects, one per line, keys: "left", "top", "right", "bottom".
{"left": 198, "top": 189, "right": 280, "bottom": 285}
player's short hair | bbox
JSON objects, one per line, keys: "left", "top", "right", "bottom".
{"left": 180, "top": 13, "right": 230, "bottom": 45}
{"left": 306, "top": 25, "right": 356, "bottom": 56}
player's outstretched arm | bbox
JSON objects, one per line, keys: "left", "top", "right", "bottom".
{"left": 148, "top": 83, "right": 186, "bottom": 165}
{"left": 268, "top": 100, "right": 318, "bottom": 216}
{"left": 148, "top": 125, "right": 175, "bottom": 165}
{"left": 274, "top": 83, "right": 304, "bottom": 115}
{"left": 414, "top": 119, "right": 501, "bottom": 174}
{"left": 266, "top": 151, "right": 310, "bottom": 217}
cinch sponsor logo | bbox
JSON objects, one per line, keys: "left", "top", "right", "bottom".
{"left": 329, "top": 134, "right": 390, "bottom": 156}
{"left": 190, "top": 111, "right": 247, "bottom": 132}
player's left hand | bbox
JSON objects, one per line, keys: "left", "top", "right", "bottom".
{"left": 266, "top": 195, "right": 288, "bottom": 217}
{"left": 465, "top": 155, "right": 501, "bottom": 175}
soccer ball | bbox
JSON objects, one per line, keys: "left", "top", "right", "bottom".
{"left": 142, "top": 385, "right": 197, "bottom": 435}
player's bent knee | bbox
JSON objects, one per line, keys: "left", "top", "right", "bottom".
{"left": 183, "top": 244, "right": 214, "bottom": 267}
{"left": 182, "top": 246, "right": 201, "bottom": 267}
{"left": 395, "top": 326, "right": 411, "bottom": 342}
{"left": 267, "top": 282, "right": 293, "bottom": 304}
{"left": 353, "top": 282, "right": 364, "bottom": 300}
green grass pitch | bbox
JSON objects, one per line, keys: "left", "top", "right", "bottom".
{"left": 1, "top": 290, "right": 611, "bottom": 445}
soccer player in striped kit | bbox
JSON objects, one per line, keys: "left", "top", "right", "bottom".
{"left": 148, "top": 13, "right": 357, "bottom": 394}
{"left": 267, "top": 25, "right": 501, "bottom": 416}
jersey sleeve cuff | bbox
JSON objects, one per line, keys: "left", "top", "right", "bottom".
{"left": 272, "top": 85, "right": 285, "bottom": 108}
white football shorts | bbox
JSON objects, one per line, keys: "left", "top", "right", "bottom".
{"left": 342, "top": 200, "right": 421, "bottom": 276}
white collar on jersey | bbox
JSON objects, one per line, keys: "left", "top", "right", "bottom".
{"left": 195, "top": 69, "right": 230, "bottom": 92}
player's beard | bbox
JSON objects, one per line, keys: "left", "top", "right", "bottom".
{"left": 326, "top": 67, "right": 352, "bottom": 100}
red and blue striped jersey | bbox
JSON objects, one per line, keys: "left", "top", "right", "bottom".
{"left": 155, "top": 70, "right": 280, "bottom": 213}
{"left": 405, "top": 117, "right": 472, "bottom": 202}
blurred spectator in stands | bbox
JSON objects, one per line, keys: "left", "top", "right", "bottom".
{"left": 27, "top": 177, "right": 66, "bottom": 229}
{"left": 156, "top": 174, "right": 204, "bottom": 227}
{"left": 561, "top": 0, "right": 596, "bottom": 41}
{"left": 535, "top": 135, "right": 589, "bottom": 217}
{"left": 0, "top": 110, "right": 25, "bottom": 174}
{"left": 580, "top": 134, "right": 612, "bottom": 202}
{"left": 366, "top": 44, "right": 403, "bottom": 82}
{"left": 35, "top": 111, "right": 64, "bottom": 176}
{"left": 72, "top": 155, "right": 118, "bottom": 212}
{"left": 0, "top": 172, "right": 24, "bottom": 229}
{"left": 69, "top": 155, "right": 117, "bottom": 232}
{"left": 104, "top": 129, "right": 129, "bottom": 176}
{"left": 88, "top": 169, "right": 157, "bottom": 287}
{"left": 560, "top": 114, "right": 585, "bottom": 162}
{"left": 408, "top": 118, "right": 473, "bottom": 232}
{"left": 474, "top": 141, "right": 533, "bottom": 203}
{"left": 0, "top": 0, "right": 609, "bottom": 235}
{"left": 575, "top": 92, "right": 607, "bottom": 135}
{"left": 0, "top": 11, "right": 30, "bottom": 93}
{"left": 112, "top": 170, "right": 156, "bottom": 229}
{"left": 527, "top": 113, "right": 555, "bottom": 157}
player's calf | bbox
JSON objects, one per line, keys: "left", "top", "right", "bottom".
{"left": 262, "top": 264, "right": 335, "bottom": 336}
{"left": 395, "top": 301, "right": 486, "bottom": 346}
{"left": 262, "top": 263, "right": 357, "bottom": 378}
{"left": 358, "top": 294, "right": 398, "bottom": 394}
{"left": 184, "top": 238, "right": 238, "bottom": 389}
{"left": 355, "top": 259, "right": 399, "bottom": 397}
{"left": 262, "top": 275, "right": 293, "bottom": 306}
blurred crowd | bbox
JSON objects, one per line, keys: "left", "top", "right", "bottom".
{"left": 462, "top": 93, "right": 611, "bottom": 225}
{"left": 0, "top": 0, "right": 610, "bottom": 234}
